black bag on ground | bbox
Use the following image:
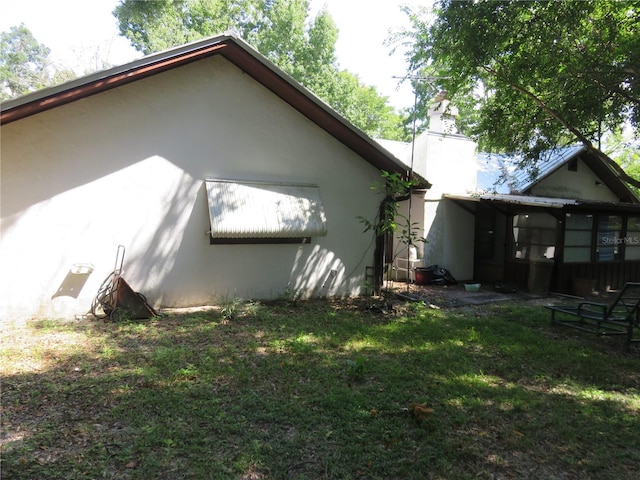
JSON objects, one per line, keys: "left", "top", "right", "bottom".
{"left": 424, "top": 265, "right": 457, "bottom": 286}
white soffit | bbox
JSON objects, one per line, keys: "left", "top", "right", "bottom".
{"left": 205, "top": 179, "right": 328, "bottom": 238}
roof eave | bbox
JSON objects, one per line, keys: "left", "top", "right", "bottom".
{"left": 514, "top": 146, "right": 639, "bottom": 204}
{"left": 0, "top": 36, "right": 234, "bottom": 124}
{"left": 444, "top": 193, "right": 640, "bottom": 213}
{"left": 581, "top": 150, "right": 640, "bottom": 204}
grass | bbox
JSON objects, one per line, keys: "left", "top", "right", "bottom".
{"left": 1, "top": 298, "right": 639, "bottom": 479}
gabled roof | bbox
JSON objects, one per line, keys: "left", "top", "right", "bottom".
{"left": 478, "top": 145, "right": 638, "bottom": 203}
{"left": 478, "top": 146, "right": 583, "bottom": 193}
{"left": 1, "top": 33, "right": 427, "bottom": 186}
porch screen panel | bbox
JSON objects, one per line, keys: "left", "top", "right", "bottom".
{"left": 476, "top": 205, "right": 496, "bottom": 260}
{"left": 564, "top": 214, "right": 592, "bottom": 263}
{"left": 512, "top": 213, "right": 556, "bottom": 260}
{"left": 625, "top": 217, "right": 640, "bottom": 260}
{"left": 596, "top": 215, "right": 622, "bottom": 261}
{"left": 205, "top": 179, "right": 328, "bottom": 240}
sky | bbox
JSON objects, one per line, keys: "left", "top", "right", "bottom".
{"left": 0, "top": 0, "right": 423, "bottom": 109}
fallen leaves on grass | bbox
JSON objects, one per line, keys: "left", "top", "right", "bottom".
{"left": 409, "top": 402, "right": 434, "bottom": 424}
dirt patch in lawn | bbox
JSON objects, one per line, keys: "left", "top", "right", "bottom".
{"left": 384, "top": 280, "right": 551, "bottom": 308}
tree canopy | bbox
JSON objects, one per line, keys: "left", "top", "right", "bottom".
{"left": 403, "top": 0, "right": 640, "bottom": 180}
{"left": 113, "top": 0, "right": 407, "bottom": 140}
{"left": 0, "top": 24, "right": 73, "bottom": 101}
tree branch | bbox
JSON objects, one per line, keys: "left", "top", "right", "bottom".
{"left": 593, "top": 150, "right": 640, "bottom": 191}
{"left": 591, "top": 77, "right": 640, "bottom": 107}
{"left": 482, "top": 64, "right": 596, "bottom": 149}
{"left": 482, "top": 65, "right": 640, "bottom": 191}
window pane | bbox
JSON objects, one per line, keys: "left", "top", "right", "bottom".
{"left": 512, "top": 213, "right": 556, "bottom": 259}
{"left": 539, "top": 230, "right": 556, "bottom": 244}
{"left": 601, "top": 215, "right": 621, "bottom": 234}
{"left": 515, "top": 213, "right": 556, "bottom": 228}
{"left": 564, "top": 246, "right": 591, "bottom": 263}
{"left": 624, "top": 217, "right": 640, "bottom": 256}
{"left": 530, "top": 245, "right": 555, "bottom": 259}
{"left": 626, "top": 246, "right": 640, "bottom": 260}
{"left": 514, "top": 215, "right": 527, "bottom": 228}
{"left": 565, "top": 213, "right": 592, "bottom": 230}
{"left": 564, "top": 213, "right": 593, "bottom": 261}
{"left": 597, "top": 215, "right": 622, "bottom": 261}
{"left": 628, "top": 216, "right": 640, "bottom": 231}
{"left": 565, "top": 230, "right": 591, "bottom": 246}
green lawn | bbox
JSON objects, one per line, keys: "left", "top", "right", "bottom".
{"left": 2, "top": 298, "right": 639, "bottom": 479}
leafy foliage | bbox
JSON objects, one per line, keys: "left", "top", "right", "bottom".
{"left": 0, "top": 24, "right": 74, "bottom": 101}
{"left": 113, "top": 0, "right": 407, "bottom": 139}
{"left": 402, "top": 1, "right": 640, "bottom": 166}
{"left": 345, "top": 356, "right": 366, "bottom": 382}
{"left": 359, "top": 170, "right": 418, "bottom": 236}
{"left": 606, "top": 129, "right": 640, "bottom": 197}
{"left": 359, "top": 171, "right": 425, "bottom": 286}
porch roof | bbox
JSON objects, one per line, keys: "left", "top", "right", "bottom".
{"left": 444, "top": 193, "right": 640, "bottom": 215}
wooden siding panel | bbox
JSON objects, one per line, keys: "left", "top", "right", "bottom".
{"left": 557, "top": 261, "right": 640, "bottom": 294}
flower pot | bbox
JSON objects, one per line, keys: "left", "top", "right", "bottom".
{"left": 414, "top": 267, "right": 433, "bottom": 286}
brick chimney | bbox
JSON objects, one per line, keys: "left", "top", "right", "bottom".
{"left": 428, "top": 90, "right": 458, "bottom": 133}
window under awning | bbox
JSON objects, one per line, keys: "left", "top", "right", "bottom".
{"left": 205, "top": 179, "right": 328, "bottom": 243}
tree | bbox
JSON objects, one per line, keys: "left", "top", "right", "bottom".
{"left": 113, "top": 0, "right": 407, "bottom": 139}
{"left": 402, "top": 0, "right": 640, "bottom": 184}
{"left": 0, "top": 24, "right": 76, "bottom": 101}
{"left": 0, "top": 24, "right": 51, "bottom": 100}
{"left": 330, "top": 71, "right": 407, "bottom": 140}
{"left": 606, "top": 129, "right": 640, "bottom": 196}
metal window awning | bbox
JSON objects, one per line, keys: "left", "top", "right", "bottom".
{"left": 205, "top": 179, "right": 328, "bottom": 240}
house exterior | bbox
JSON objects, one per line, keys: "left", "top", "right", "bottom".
{"left": 384, "top": 93, "right": 640, "bottom": 295}
{"left": 0, "top": 34, "right": 417, "bottom": 320}
{"left": 452, "top": 146, "right": 640, "bottom": 294}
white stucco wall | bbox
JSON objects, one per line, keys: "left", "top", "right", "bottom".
{"left": 414, "top": 131, "right": 478, "bottom": 199}
{"left": 416, "top": 130, "right": 477, "bottom": 281}
{"left": 0, "top": 57, "right": 384, "bottom": 320}
{"left": 388, "top": 128, "right": 477, "bottom": 281}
